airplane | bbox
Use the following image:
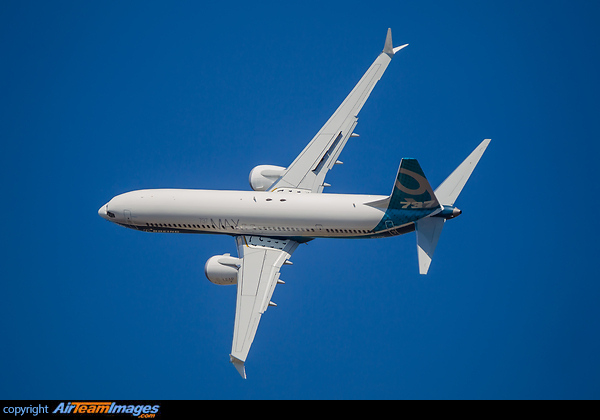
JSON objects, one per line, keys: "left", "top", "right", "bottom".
{"left": 98, "top": 29, "right": 490, "bottom": 379}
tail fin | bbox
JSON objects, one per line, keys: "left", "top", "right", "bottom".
{"left": 434, "top": 139, "right": 491, "bottom": 206}
{"left": 415, "top": 139, "right": 490, "bottom": 274}
{"left": 388, "top": 158, "right": 440, "bottom": 210}
{"left": 384, "top": 158, "right": 445, "bottom": 275}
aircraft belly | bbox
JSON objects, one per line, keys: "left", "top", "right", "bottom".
{"left": 125, "top": 189, "right": 385, "bottom": 235}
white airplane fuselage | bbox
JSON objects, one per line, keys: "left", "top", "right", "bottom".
{"left": 98, "top": 189, "right": 415, "bottom": 241}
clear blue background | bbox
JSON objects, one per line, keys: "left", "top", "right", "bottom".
{"left": 1, "top": 0, "right": 599, "bottom": 399}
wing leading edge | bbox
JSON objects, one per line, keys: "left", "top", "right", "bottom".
{"left": 230, "top": 235, "right": 299, "bottom": 378}
{"left": 269, "top": 28, "right": 407, "bottom": 193}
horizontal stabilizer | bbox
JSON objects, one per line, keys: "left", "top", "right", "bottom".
{"left": 434, "top": 139, "right": 491, "bottom": 206}
{"left": 415, "top": 217, "right": 445, "bottom": 275}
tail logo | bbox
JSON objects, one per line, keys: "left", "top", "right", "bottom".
{"left": 395, "top": 168, "right": 432, "bottom": 196}
{"left": 387, "top": 157, "right": 440, "bottom": 211}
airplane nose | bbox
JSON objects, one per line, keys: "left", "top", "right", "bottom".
{"left": 98, "top": 204, "right": 109, "bottom": 220}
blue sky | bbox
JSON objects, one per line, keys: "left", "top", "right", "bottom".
{"left": 1, "top": 1, "right": 599, "bottom": 399}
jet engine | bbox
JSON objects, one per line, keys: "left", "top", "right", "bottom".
{"left": 204, "top": 254, "right": 241, "bottom": 285}
{"left": 249, "top": 165, "right": 286, "bottom": 191}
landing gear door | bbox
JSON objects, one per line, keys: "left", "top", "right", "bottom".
{"left": 124, "top": 210, "right": 133, "bottom": 226}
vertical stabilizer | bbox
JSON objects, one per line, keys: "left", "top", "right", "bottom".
{"left": 388, "top": 158, "right": 440, "bottom": 211}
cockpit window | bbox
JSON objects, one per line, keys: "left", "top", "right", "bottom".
{"left": 107, "top": 211, "right": 116, "bottom": 218}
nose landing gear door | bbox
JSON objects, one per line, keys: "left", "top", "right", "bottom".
{"left": 124, "top": 210, "right": 133, "bottom": 226}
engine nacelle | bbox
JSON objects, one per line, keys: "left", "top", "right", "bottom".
{"left": 204, "top": 254, "right": 241, "bottom": 285}
{"left": 249, "top": 165, "right": 286, "bottom": 191}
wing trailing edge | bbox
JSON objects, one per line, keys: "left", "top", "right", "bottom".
{"left": 230, "top": 236, "right": 299, "bottom": 378}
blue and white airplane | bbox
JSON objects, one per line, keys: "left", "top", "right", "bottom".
{"left": 98, "top": 29, "right": 490, "bottom": 378}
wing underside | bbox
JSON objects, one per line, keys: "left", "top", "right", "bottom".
{"left": 227, "top": 29, "right": 407, "bottom": 378}
{"left": 269, "top": 29, "right": 407, "bottom": 193}
{"left": 230, "top": 235, "right": 299, "bottom": 378}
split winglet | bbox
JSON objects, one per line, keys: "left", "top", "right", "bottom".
{"left": 230, "top": 355, "right": 246, "bottom": 379}
{"left": 383, "top": 28, "right": 408, "bottom": 56}
{"left": 394, "top": 44, "right": 409, "bottom": 54}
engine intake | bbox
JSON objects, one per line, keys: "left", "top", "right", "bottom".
{"left": 249, "top": 165, "right": 286, "bottom": 191}
{"left": 204, "top": 254, "right": 241, "bottom": 285}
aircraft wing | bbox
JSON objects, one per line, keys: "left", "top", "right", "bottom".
{"left": 229, "top": 235, "right": 300, "bottom": 378}
{"left": 269, "top": 28, "right": 407, "bottom": 193}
